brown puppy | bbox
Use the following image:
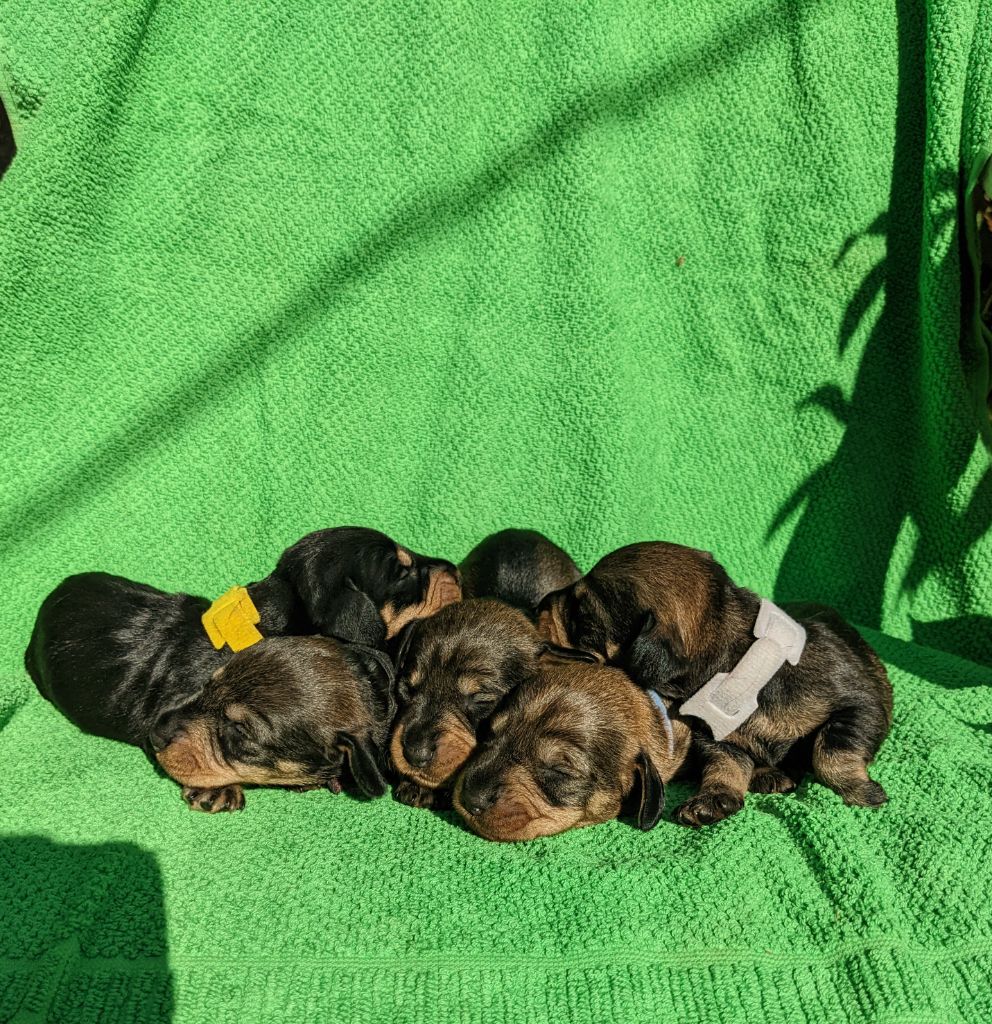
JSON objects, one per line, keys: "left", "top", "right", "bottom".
{"left": 453, "top": 657, "right": 692, "bottom": 841}
{"left": 390, "top": 599, "right": 544, "bottom": 807}
{"left": 537, "top": 542, "right": 893, "bottom": 825}
{"left": 390, "top": 529, "right": 581, "bottom": 809}
{"left": 153, "top": 635, "right": 393, "bottom": 811}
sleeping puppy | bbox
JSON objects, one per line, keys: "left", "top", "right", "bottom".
{"left": 459, "top": 529, "right": 581, "bottom": 617}
{"left": 389, "top": 530, "right": 579, "bottom": 809}
{"left": 537, "top": 542, "right": 893, "bottom": 825}
{"left": 25, "top": 527, "right": 459, "bottom": 807}
{"left": 389, "top": 599, "right": 544, "bottom": 809}
{"left": 273, "top": 527, "right": 461, "bottom": 643}
{"left": 453, "top": 656, "right": 692, "bottom": 841}
{"left": 154, "top": 635, "right": 393, "bottom": 811}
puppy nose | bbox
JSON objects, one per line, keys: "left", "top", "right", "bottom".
{"left": 403, "top": 735, "right": 436, "bottom": 769}
{"left": 460, "top": 778, "right": 500, "bottom": 816}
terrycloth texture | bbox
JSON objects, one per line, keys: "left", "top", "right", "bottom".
{"left": 1, "top": 1, "right": 991, "bottom": 1022}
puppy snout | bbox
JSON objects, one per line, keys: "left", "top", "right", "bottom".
{"left": 402, "top": 729, "right": 437, "bottom": 769}
{"left": 460, "top": 777, "right": 501, "bottom": 817}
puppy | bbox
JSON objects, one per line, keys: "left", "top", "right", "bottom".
{"left": 537, "top": 542, "right": 893, "bottom": 825}
{"left": 388, "top": 530, "right": 580, "bottom": 809}
{"left": 390, "top": 599, "right": 545, "bottom": 808}
{"left": 154, "top": 635, "right": 392, "bottom": 811}
{"left": 453, "top": 657, "right": 692, "bottom": 841}
{"left": 26, "top": 527, "right": 459, "bottom": 807}
{"left": 459, "top": 529, "right": 581, "bottom": 616}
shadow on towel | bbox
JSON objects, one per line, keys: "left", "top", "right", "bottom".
{"left": 0, "top": 835, "right": 173, "bottom": 1023}
{"left": 0, "top": 0, "right": 808, "bottom": 554}
{"left": 770, "top": 1, "right": 991, "bottom": 667}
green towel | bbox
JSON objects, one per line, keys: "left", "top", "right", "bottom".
{"left": 1, "top": 2, "right": 991, "bottom": 1021}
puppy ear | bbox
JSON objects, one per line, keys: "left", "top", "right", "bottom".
{"left": 622, "top": 609, "right": 690, "bottom": 699}
{"left": 633, "top": 748, "right": 665, "bottom": 831}
{"left": 320, "top": 585, "right": 388, "bottom": 648}
{"left": 539, "top": 643, "right": 602, "bottom": 664}
{"left": 391, "top": 621, "right": 417, "bottom": 674}
{"left": 343, "top": 644, "right": 397, "bottom": 725}
{"left": 339, "top": 734, "right": 389, "bottom": 798}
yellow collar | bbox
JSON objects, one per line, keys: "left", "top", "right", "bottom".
{"left": 202, "top": 586, "right": 264, "bottom": 653}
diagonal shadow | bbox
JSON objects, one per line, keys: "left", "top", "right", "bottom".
{"left": 1, "top": 0, "right": 803, "bottom": 552}
{"left": 770, "top": 2, "right": 991, "bottom": 665}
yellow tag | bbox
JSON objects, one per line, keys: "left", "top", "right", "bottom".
{"left": 202, "top": 586, "right": 263, "bottom": 652}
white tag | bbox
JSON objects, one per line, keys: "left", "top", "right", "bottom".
{"left": 678, "top": 599, "right": 806, "bottom": 741}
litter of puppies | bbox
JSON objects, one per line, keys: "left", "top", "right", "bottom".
{"left": 25, "top": 527, "right": 892, "bottom": 839}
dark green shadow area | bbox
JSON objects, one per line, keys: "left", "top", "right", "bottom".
{"left": 770, "top": 1, "right": 992, "bottom": 667}
{"left": 0, "top": 836, "right": 172, "bottom": 1023}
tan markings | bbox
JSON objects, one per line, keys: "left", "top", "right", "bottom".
{"left": 156, "top": 717, "right": 318, "bottom": 789}
{"left": 454, "top": 765, "right": 589, "bottom": 842}
{"left": 396, "top": 547, "right": 413, "bottom": 567}
{"left": 812, "top": 744, "right": 869, "bottom": 790}
{"left": 590, "top": 542, "right": 720, "bottom": 660}
{"left": 224, "top": 702, "right": 251, "bottom": 722}
{"left": 536, "top": 600, "right": 568, "bottom": 647}
{"left": 739, "top": 697, "right": 831, "bottom": 744}
{"left": 457, "top": 675, "right": 485, "bottom": 697}
{"left": 697, "top": 747, "right": 753, "bottom": 799}
{"left": 390, "top": 716, "right": 476, "bottom": 788}
{"left": 750, "top": 766, "right": 796, "bottom": 794}
{"left": 454, "top": 664, "right": 694, "bottom": 842}
{"left": 381, "top": 567, "right": 462, "bottom": 638}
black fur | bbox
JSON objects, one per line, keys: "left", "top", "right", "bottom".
{"left": 25, "top": 527, "right": 455, "bottom": 755}
{"left": 459, "top": 529, "right": 580, "bottom": 619}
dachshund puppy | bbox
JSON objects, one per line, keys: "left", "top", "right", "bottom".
{"left": 26, "top": 527, "right": 459, "bottom": 806}
{"left": 273, "top": 527, "right": 461, "bottom": 643}
{"left": 389, "top": 531, "right": 578, "bottom": 810}
{"left": 453, "top": 657, "right": 692, "bottom": 841}
{"left": 153, "top": 635, "right": 393, "bottom": 811}
{"left": 537, "top": 542, "right": 893, "bottom": 825}
{"left": 390, "top": 599, "right": 545, "bottom": 808}
{"left": 459, "top": 529, "right": 581, "bottom": 617}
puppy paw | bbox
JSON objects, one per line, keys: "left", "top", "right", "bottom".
{"left": 393, "top": 780, "right": 438, "bottom": 809}
{"left": 842, "top": 779, "right": 888, "bottom": 807}
{"left": 750, "top": 767, "right": 796, "bottom": 795}
{"left": 182, "top": 785, "right": 245, "bottom": 813}
{"left": 675, "top": 789, "right": 743, "bottom": 827}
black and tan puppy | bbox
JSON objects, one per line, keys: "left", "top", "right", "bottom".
{"left": 25, "top": 527, "right": 459, "bottom": 808}
{"left": 390, "top": 599, "right": 545, "bottom": 808}
{"left": 390, "top": 530, "right": 581, "bottom": 809}
{"left": 537, "top": 542, "right": 893, "bottom": 825}
{"left": 154, "top": 635, "right": 393, "bottom": 811}
{"left": 453, "top": 657, "right": 692, "bottom": 841}
{"left": 459, "top": 529, "right": 581, "bottom": 617}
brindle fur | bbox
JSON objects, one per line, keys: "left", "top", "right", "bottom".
{"left": 537, "top": 543, "right": 893, "bottom": 825}
{"left": 453, "top": 657, "right": 692, "bottom": 841}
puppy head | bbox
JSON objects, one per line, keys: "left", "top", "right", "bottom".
{"left": 151, "top": 636, "right": 391, "bottom": 797}
{"left": 274, "top": 527, "right": 462, "bottom": 642}
{"left": 536, "top": 542, "right": 737, "bottom": 694}
{"left": 390, "top": 599, "right": 544, "bottom": 788}
{"left": 453, "top": 660, "right": 677, "bottom": 842}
